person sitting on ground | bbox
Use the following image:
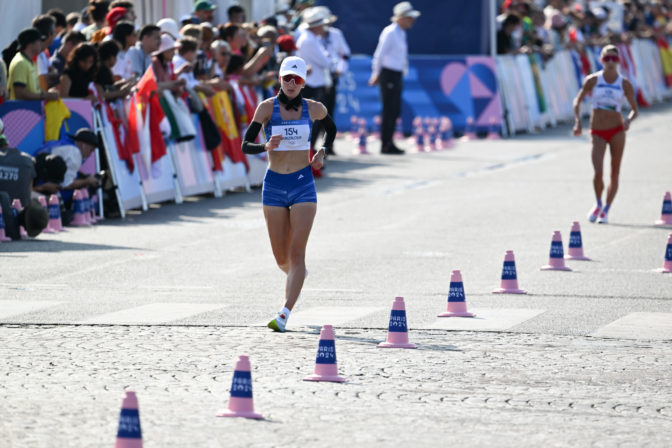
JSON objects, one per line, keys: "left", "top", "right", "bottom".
{"left": 49, "top": 129, "right": 102, "bottom": 206}
{"left": 59, "top": 43, "right": 99, "bottom": 100}
{"left": 8, "top": 28, "right": 59, "bottom": 101}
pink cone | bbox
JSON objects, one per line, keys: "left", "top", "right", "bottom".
{"left": 11, "top": 199, "right": 28, "bottom": 238}
{"left": 493, "top": 250, "right": 527, "bottom": 294}
{"left": 656, "top": 233, "right": 672, "bottom": 273}
{"left": 377, "top": 297, "right": 417, "bottom": 349}
{"left": 70, "top": 190, "right": 90, "bottom": 226}
{"left": 114, "top": 390, "right": 143, "bottom": 448}
{"left": 38, "top": 196, "right": 56, "bottom": 233}
{"left": 566, "top": 221, "right": 591, "bottom": 260}
{"left": 438, "top": 270, "right": 476, "bottom": 317}
{"left": 216, "top": 355, "right": 264, "bottom": 419}
{"left": 304, "top": 325, "right": 346, "bottom": 382}
{"left": 46, "top": 194, "right": 65, "bottom": 232}
{"left": 540, "top": 231, "right": 572, "bottom": 271}
{"left": 654, "top": 192, "right": 672, "bottom": 226}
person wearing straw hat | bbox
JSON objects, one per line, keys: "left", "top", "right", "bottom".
{"left": 369, "top": 1, "right": 421, "bottom": 155}
{"left": 241, "top": 56, "right": 337, "bottom": 333}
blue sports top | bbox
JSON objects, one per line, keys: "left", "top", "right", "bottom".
{"left": 264, "top": 97, "right": 312, "bottom": 151}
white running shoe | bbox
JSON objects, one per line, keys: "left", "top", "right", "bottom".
{"left": 587, "top": 206, "right": 601, "bottom": 223}
{"left": 597, "top": 211, "right": 608, "bottom": 224}
{"left": 267, "top": 312, "right": 287, "bottom": 332}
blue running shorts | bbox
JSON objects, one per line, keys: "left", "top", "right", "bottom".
{"left": 262, "top": 165, "right": 317, "bottom": 208}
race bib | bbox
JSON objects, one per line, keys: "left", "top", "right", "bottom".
{"left": 272, "top": 124, "right": 311, "bottom": 151}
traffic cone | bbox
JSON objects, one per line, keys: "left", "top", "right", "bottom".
{"left": 414, "top": 125, "right": 425, "bottom": 152}
{"left": 373, "top": 115, "right": 381, "bottom": 140}
{"left": 303, "top": 325, "right": 346, "bottom": 382}
{"left": 357, "top": 118, "right": 368, "bottom": 155}
{"left": 492, "top": 250, "right": 527, "bottom": 294}
{"left": 486, "top": 117, "right": 500, "bottom": 140}
{"left": 46, "top": 194, "right": 64, "bottom": 232}
{"left": 37, "top": 196, "right": 56, "bottom": 233}
{"left": 11, "top": 199, "right": 28, "bottom": 238}
{"left": 82, "top": 189, "right": 92, "bottom": 225}
{"left": 460, "top": 117, "right": 477, "bottom": 142}
{"left": 394, "top": 117, "right": 404, "bottom": 141}
{"left": 377, "top": 296, "right": 417, "bottom": 349}
{"left": 427, "top": 124, "right": 438, "bottom": 151}
{"left": 349, "top": 115, "right": 359, "bottom": 141}
{"left": 439, "top": 117, "right": 455, "bottom": 149}
{"left": 216, "top": 355, "right": 264, "bottom": 419}
{"left": 654, "top": 192, "right": 672, "bottom": 226}
{"left": 70, "top": 190, "right": 90, "bottom": 226}
{"left": 0, "top": 203, "right": 11, "bottom": 242}
{"left": 438, "top": 270, "right": 476, "bottom": 317}
{"left": 540, "top": 231, "right": 572, "bottom": 271}
{"left": 656, "top": 233, "right": 672, "bottom": 273}
{"left": 566, "top": 221, "right": 591, "bottom": 260}
{"left": 114, "top": 390, "right": 142, "bottom": 448}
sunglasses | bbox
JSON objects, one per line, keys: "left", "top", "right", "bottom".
{"left": 281, "top": 74, "right": 305, "bottom": 85}
{"left": 602, "top": 55, "right": 619, "bottom": 63}
{"left": 220, "top": 52, "right": 231, "bottom": 57}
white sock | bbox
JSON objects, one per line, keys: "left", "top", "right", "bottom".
{"left": 281, "top": 307, "right": 291, "bottom": 319}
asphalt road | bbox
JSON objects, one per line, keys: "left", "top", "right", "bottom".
{"left": 1, "top": 103, "right": 671, "bottom": 447}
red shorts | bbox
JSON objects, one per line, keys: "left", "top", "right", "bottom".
{"left": 590, "top": 125, "right": 625, "bottom": 143}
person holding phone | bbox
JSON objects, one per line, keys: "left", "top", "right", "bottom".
{"left": 572, "top": 45, "right": 638, "bottom": 224}
{"left": 241, "top": 56, "right": 337, "bottom": 332}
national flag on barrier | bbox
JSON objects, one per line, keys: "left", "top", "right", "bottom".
{"left": 127, "top": 67, "right": 167, "bottom": 163}
{"left": 657, "top": 37, "right": 672, "bottom": 86}
{"left": 211, "top": 89, "right": 248, "bottom": 172}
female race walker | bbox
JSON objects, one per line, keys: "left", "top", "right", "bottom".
{"left": 573, "top": 45, "right": 638, "bottom": 224}
{"left": 242, "top": 56, "right": 337, "bottom": 332}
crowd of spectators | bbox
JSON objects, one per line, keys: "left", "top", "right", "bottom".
{"left": 0, "top": 0, "right": 351, "bottom": 235}
{"left": 497, "top": 0, "right": 672, "bottom": 57}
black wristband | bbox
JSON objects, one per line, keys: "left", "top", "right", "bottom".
{"left": 242, "top": 122, "right": 266, "bottom": 154}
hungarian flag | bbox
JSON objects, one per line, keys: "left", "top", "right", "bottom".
{"left": 127, "top": 66, "right": 167, "bottom": 163}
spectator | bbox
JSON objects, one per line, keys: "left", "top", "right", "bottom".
{"left": 0, "top": 59, "right": 7, "bottom": 104}
{"left": 59, "top": 43, "right": 99, "bottom": 100}
{"left": 369, "top": 1, "right": 420, "bottom": 155}
{"left": 83, "top": 1, "right": 111, "bottom": 41}
{"left": 126, "top": 24, "right": 161, "bottom": 79}
{"left": 195, "top": 23, "right": 216, "bottom": 79}
{"left": 180, "top": 15, "right": 195, "bottom": 28}
{"left": 193, "top": 0, "right": 217, "bottom": 25}
{"left": 221, "top": 24, "right": 248, "bottom": 56}
{"left": 96, "top": 40, "right": 132, "bottom": 101}
{"left": 151, "top": 34, "right": 185, "bottom": 94}
{"left": 110, "top": 0, "right": 136, "bottom": 24}
{"left": 73, "top": 7, "right": 91, "bottom": 33}
{"left": 111, "top": 21, "right": 137, "bottom": 79}
{"left": 296, "top": 8, "right": 331, "bottom": 105}
{"left": 89, "top": 6, "right": 128, "bottom": 43}
{"left": 158, "top": 18, "right": 181, "bottom": 40}
{"left": 173, "top": 37, "right": 216, "bottom": 97}
{"left": 50, "top": 31, "right": 86, "bottom": 80}
{"left": 31, "top": 14, "right": 57, "bottom": 92}
{"left": 497, "top": 14, "right": 522, "bottom": 54}
{"left": 211, "top": 40, "right": 232, "bottom": 85}
{"left": 8, "top": 28, "right": 59, "bottom": 101}
{"left": 33, "top": 152, "right": 67, "bottom": 197}
{"left": 289, "top": 0, "right": 316, "bottom": 31}
{"left": 227, "top": 5, "right": 246, "bottom": 25}
{"left": 65, "top": 12, "right": 81, "bottom": 33}
{"left": 50, "top": 128, "right": 101, "bottom": 195}
{"left": 47, "top": 9, "right": 67, "bottom": 55}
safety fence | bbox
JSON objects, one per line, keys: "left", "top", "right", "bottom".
{"left": 334, "top": 38, "right": 672, "bottom": 138}
{"left": 0, "top": 93, "right": 267, "bottom": 219}
{"left": 495, "top": 38, "right": 672, "bottom": 136}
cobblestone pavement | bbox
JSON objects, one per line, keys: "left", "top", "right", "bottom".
{"left": 1, "top": 325, "right": 670, "bottom": 447}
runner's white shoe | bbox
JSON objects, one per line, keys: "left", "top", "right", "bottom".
{"left": 267, "top": 312, "right": 287, "bottom": 332}
{"left": 587, "top": 206, "right": 601, "bottom": 223}
{"left": 597, "top": 211, "right": 608, "bottom": 224}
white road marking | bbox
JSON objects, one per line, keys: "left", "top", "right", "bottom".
{"left": 592, "top": 312, "right": 672, "bottom": 340}
{"left": 79, "top": 303, "right": 224, "bottom": 325}
{"left": 424, "top": 308, "right": 546, "bottom": 331}
{"left": 0, "top": 300, "right": 64, "bottom": 319}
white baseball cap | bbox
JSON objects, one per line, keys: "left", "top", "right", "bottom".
{"left": 279, "top": 56, "right": 307, "bottom": 80}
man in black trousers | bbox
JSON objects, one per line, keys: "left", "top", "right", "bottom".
{"left": 369, "top": 2, "right": 420, "bottom": 155}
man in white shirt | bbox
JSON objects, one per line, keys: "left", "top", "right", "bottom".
{"left": 369, "top": 2, "right": 420, "bottom": 155}
{"left": 297, "top": 8, "right": 333, "bottom": 153}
